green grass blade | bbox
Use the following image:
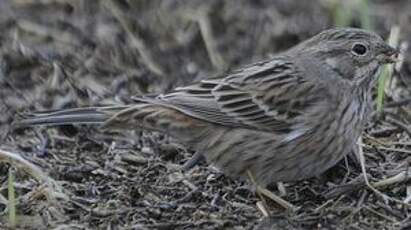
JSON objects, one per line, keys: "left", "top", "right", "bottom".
{"left": 8, "top": 169, "right": 16, "bottom": 229}
{"left": 331, "top": 0, "right": 352, "bottom": 27}
{"left": 359, "top": 0, "right": 373, "bottom": 30}
{"left": 376, "top": 66, "right": 389, "bottom": 113}
{"left": 376, "top": 26, "right": 400, "bottom": 114}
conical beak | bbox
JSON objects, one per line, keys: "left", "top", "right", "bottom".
{"left": 378, "top": 45, "right": 400, "bottom": 64}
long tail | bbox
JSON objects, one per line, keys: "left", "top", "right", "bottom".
{"left": 14, "top": 104, "right": 210, "bottom": 148}
{"left": 13, "top": 106, "right": 129, "bottom": 127}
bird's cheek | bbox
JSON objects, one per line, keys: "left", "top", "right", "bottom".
{"left": 354, "top": 61, "right": 379, "bottom": 79}
{"left": 325, "top": 57, "right": 355, "bottom": 79}
{"left": 325, "top": 57, "right": 339, "bottom": 69}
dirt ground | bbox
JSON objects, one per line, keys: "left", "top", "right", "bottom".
{"left": 1, "top": 0, "right": 411, "bottom": 229}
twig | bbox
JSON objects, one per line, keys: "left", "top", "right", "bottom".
{"left": 247, "top": 170, "right": 298, "bottom": 212}
{"left": 373, "top": 146, "right": 411, "bottom": 155}
{"left": 386, "top": 98, "right": 411, "bottom": 108}
{"left": 184, "top": 7, "right": 226, "bottom": 71}
{"left": 103, "top": 0, "right": 165, "bottom": 76}
{"left": 324, "top": 175, "right": 365, "bottom": 199}
{"left": 0, "top": 149, "right": 66, "bottom": 203}
{"left": 277, "top": 182, "right": 287, "bottom": 197}
{"left": 404, "top": 186, "right": 411, "bottom": 203}
{"left": 256, "top": 201, "right": 269, "bottom": 217}
{"left": 385, "top": 116, "right": 411, "bottom": 137}
{"left": 196, "top": 12, "right": 226, "bottom": 71}
{"left": 247, "top": 170, "right": 270, "bottom": 216}
{"left": 357, "top": 137, "right": 411, "bottom": 208}
{"left": 372, "top": 170, "right": 410, "bottom": 188}
{"left": 363, "top": 206, "right": 397, "bottom": 222}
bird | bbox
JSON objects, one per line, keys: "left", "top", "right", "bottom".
{"left": 15, "top": 27, "right": 398, "bottom": 188}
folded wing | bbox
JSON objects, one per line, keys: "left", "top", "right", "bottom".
{"left": 138, "top": 57, "right": 326, "bottom": 133}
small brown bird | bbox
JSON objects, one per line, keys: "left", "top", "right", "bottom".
{"left": 16, "top": 28, "right": 398, "bottom": 187}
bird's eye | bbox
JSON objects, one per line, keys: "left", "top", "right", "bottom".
{"left": 351, "top": 43, "right": 368, "bottom": 56}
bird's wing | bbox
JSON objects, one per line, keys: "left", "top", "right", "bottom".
{"left": 140, "top": 58, "right": 327, "bottom": 133}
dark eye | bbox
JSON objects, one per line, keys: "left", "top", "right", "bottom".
{"left": 351, "top": 43, "right": 368, "bottom": 56}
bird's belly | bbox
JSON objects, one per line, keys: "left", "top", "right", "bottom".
{"left": 199, "top": 116, "right": 363, "bottom": 186}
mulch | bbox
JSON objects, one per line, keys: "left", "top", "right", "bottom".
{"left": 1, "top": 0, "right": 411, "bottom": 229}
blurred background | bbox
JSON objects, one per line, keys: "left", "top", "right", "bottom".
{"left": 1, "top": 0, "right": 411, "bottom": 229}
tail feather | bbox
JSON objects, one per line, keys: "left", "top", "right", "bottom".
{"left": 13, "top": 106, "right": 128, "bottom": 127}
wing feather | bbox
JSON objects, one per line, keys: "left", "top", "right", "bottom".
{"left": 138, "top": 57, "right": 324, "bottom": 133}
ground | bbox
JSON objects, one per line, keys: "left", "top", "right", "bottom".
{"left": 1, "top": 0, "right": 411, "bottom": 229}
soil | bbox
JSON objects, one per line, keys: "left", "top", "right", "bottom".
{"left": 1, "top": 0, "right": 411, "bottom": 229}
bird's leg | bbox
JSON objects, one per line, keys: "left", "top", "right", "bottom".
{"left": 182, "top": 151, "right": 205, "bottom": 171}
{"left": 247, "top": 170, "right": 298, "bottom": 212}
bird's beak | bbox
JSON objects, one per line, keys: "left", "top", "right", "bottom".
{"left": 378, "top": 45, "right": 400, "bottom": 64}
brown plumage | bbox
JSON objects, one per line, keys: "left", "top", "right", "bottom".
{"left": 15, "top": 28, "right": 398, "bottom": 186}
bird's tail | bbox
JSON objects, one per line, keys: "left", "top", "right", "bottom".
{"left": 13, "top": 103, "right": 209, "bottom": 147}
{"left": 13, "top": 106, "right": 129, "bottom": 127}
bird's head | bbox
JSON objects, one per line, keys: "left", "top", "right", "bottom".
{"left": 292, "top": 28, "right": 399, "bottom": 83}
